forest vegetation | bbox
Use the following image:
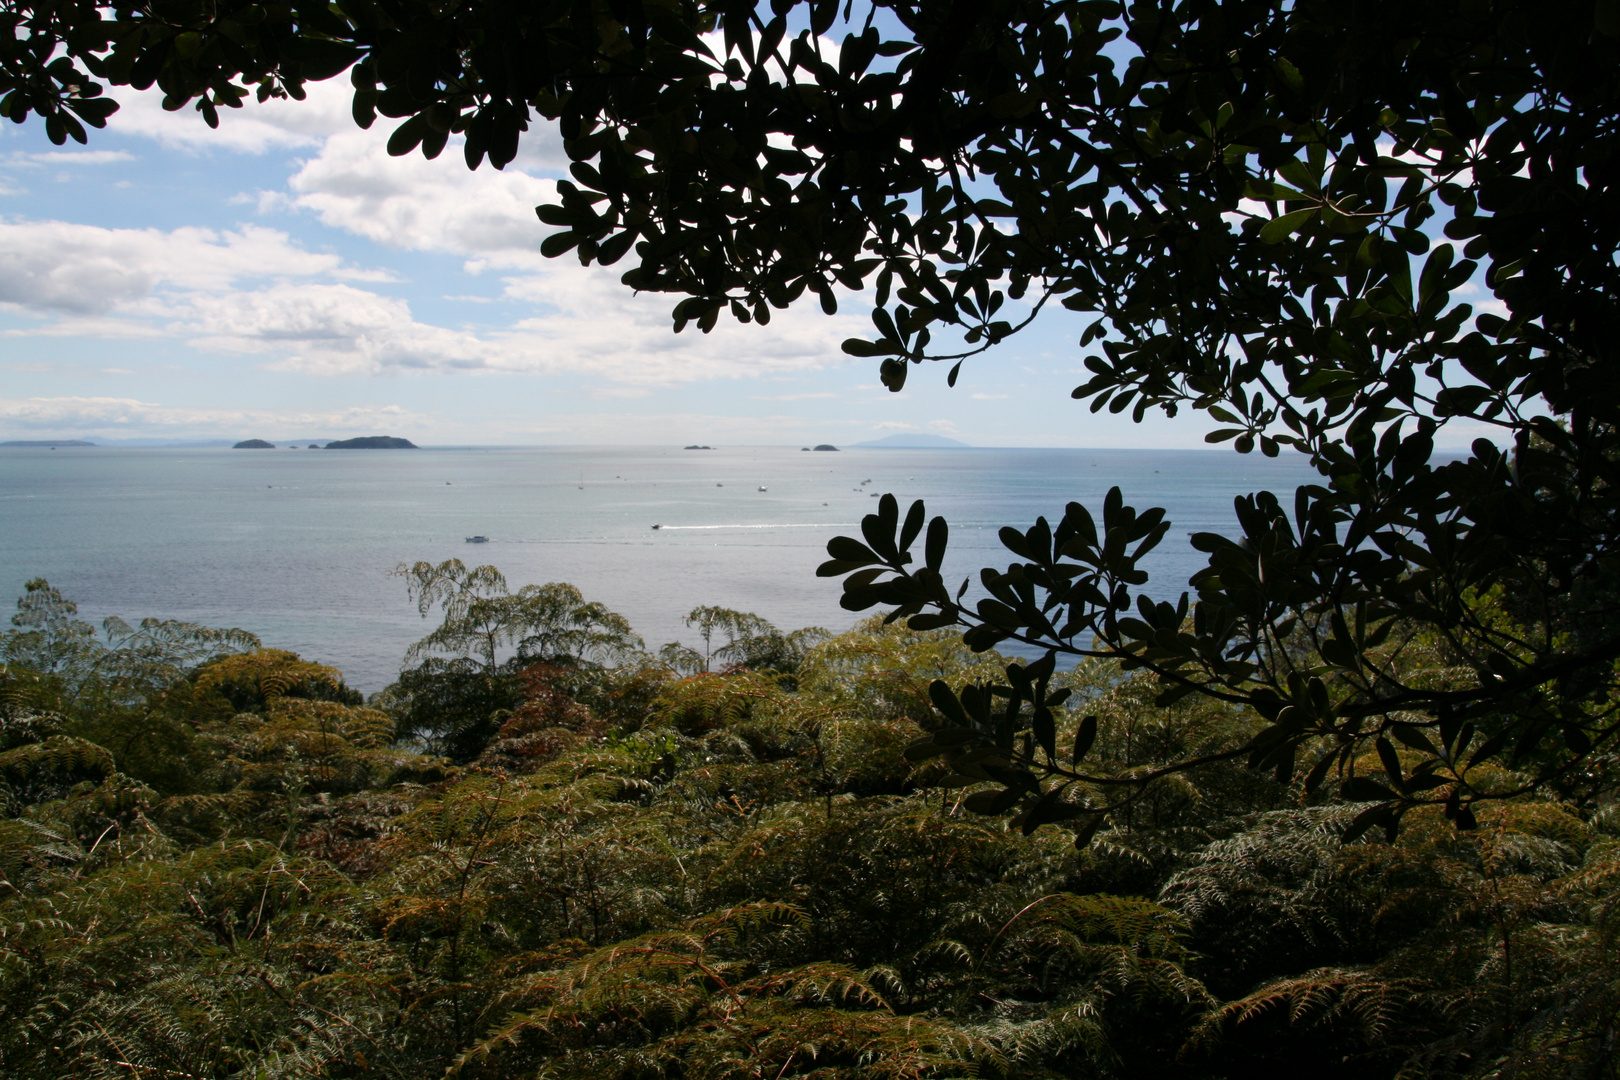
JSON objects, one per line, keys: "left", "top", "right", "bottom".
{"left": 5, "top": 2, "right": 1619, "bottom": 1072}
{"left": 3, "top": 567, "right": 1619, "bottom": 1079}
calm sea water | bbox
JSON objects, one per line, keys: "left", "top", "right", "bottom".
{"left": 0, "top": 446, "right": 1318, "bottom": 691}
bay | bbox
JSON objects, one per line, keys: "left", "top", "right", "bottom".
{"left": 0, "top": 445, "right": 1318, "bottom": 691}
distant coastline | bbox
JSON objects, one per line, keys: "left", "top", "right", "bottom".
{"left": 850, "top": 433, "right": 970, "bottom": 449}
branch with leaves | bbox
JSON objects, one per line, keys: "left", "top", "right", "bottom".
{"left": 821, "top": 490, "right": 1620, "bottom": 843}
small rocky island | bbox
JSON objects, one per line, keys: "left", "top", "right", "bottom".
{"left": 683, "top": 444, "right": 713, "bottom": 450}
{"left": 323, "top": 436, "right": 418, "bottom": 449}
{"left": 232, "top": 439, "right": 275, "bottom": 449}
{"left": 810, "top": 444, "right": 839, "bottom": 451}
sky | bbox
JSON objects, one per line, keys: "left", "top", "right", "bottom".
{"left": 0, "top": 74, "right": 1202, "bottom": 448}
{"left": 0, "top": 77, "right": 1491, "bottom": 450}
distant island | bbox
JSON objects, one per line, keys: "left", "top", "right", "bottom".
{"left": 802, "top": 444, "right": 839, "bottom": 452}
{"left": 851, "top": 433, "right": 970, "bottom": 448}
{"left": 683, "top": 444, "right": 713, "bottom": 450}
{"left": 232, "top": 439, "right": 275, "bottom": 449}
{"left": 0, "top": 440, "right": 95, "bottom": 447}
{"left": 324, "top": 436, "right": 419, "bottom": 449}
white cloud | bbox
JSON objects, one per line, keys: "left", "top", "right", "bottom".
{"left": 286, "top": 130, "right": 559, "bottom": 263}
{"left": 0, "top": 395, "right": 423, "bottom": 438}
{"left": 0, "top": 220, "right": 351, "bottom": 315}
{"left": 105, "top": 79, "right": 357, "bottom": 153}
{"left": 0, "top": 316, "right": 166, "bottom": 340}
{"left": 5, "top": 86, "right": 860, "bottom": 387}
{"left": 502, "top": 409, "right": 864, "bottom": 444}
{"left": 57, "top": 270, "right": 843, "bottom": 385}
{"left": 106, "top": 76, "right": 573, "bottom": 175}
{"left": 7, "top": 150, "right": 134, "bottom": 166}
{"left": 273, "top": 123, "right": 861, "bottom": 383}
{"left": 0, "top": 211, "right": 857, "bottom": 383}
{"left": 586, "top": 386, "right": 654, "bottom": 399}
{"left": 497, "top": 267, "right": 857, "bottom": 384}
{"left": 173, "top": 282, "right": 489, "bottom": 375}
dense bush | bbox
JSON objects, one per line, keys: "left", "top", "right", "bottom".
{"left": 1, "top": 575, "right": 1617, "bottom": 1079}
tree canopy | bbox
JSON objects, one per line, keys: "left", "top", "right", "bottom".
{"left": 5, "top": 576, "right": 1620, "bottom": 1078}
{"left": 8, "top": 0, "right": 1619, "bottom": 836}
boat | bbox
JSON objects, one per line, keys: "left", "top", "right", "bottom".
{"left": 651, "top": 524, "right": 663, "bottom": 530}
{"left": 757, "top": 485, "right": 768, "bottom": 491}
{"left": 465, "top": 535, "right": 489, "bottom": 543}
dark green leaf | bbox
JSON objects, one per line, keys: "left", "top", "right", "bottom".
{"left": 1072, "top": 714, "right": 1097, "bottom": 764}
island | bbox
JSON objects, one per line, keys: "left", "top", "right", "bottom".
{"left": 232, "top": 439, "right": 275, "bottom": 449}
{"left": 812, "top": 444, "right": 839, "bottom": 452}
{"left": 683, "top": 444, "right": 713, "bottom": 450}
{"left": 1, "top": 440, "right": 95, "bottom": 447}
{"left": 322, "top": 436, "right": 419, "bottom": 449}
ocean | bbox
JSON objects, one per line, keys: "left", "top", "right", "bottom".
{"left": 0, "top": 445, "right": 1319, "bottom": 692}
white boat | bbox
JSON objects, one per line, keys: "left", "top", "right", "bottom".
{"left": 465, "top": 535, "right": 489, "bottom": 543}
{"left": 757, "top": 485, "right": 768, "bottom": 491}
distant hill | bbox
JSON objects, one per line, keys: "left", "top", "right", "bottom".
{"left": 851, "top": 433, "right": 970, "bottom": 448}
{"left": 0, "top": 440, "right": 95, "bottom": 447}
{"left": 232, "top": 439, "right": 275, "bottom": 449}
{"left": 323, "top": 436, "right": 419, "bottom": 449}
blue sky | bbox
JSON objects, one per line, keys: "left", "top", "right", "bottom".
{"left": 0, "top": 76, "right": 1489, "bottom": 450}
{"left": 0, "top": 72, "right": 1212, "bottom": 448}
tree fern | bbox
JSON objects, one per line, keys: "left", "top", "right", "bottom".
{"left": 1, "top": 573, "right": 1616, "bottom": 1080}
